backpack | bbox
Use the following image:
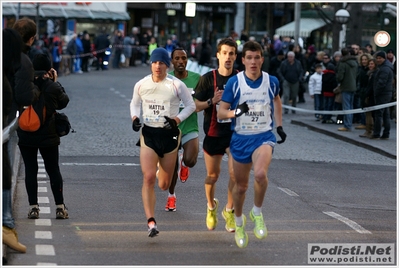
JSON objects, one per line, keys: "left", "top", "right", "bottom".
{"left": 54, "top": 112, "right": 75, "bottom": 137}
{"left": 18, "top": 89, "right": 46, "bottom": 132}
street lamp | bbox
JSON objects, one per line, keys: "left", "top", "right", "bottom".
{"left": 335, "top": 9, "right": 350, "bottom": 50}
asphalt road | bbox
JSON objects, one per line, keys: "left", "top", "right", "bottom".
{"left": 6, "top": 65, "right": 397, "bottom": 266}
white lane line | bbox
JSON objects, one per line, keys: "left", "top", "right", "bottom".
{"left": 38, "top": 187, "right": 48, "bottom": 193}
{"left": 323, "top": 211, "right": 372, "bottom": 234}
{"left": 35, "top": 231, "right": 52, "bottom": 239}
{"left": 278, "top": 187, "right": 299, "bottom": 197}
{"left": 38, "top": 181, "right": 47, "bottom": 184}
{"left": 39, "top": 207, "right": 50, "bottom": 214}
{"left": 35, "top": 219, "right": 52, "bottom": 226}
{"left": 38, "top": 197, "right": 49, "bottom": 203}
{"left": 36, "top": 244, "right": 55, "bottom": 256}
{"left": 38, "top": 168, "right": 46, "bottom": 173}
{"left": 38, "top": 174, "right": 47, "bottom": 179}
{"left": 62, "top": 162, "right": 140, "bottom": 166}
{"left": 37, "top": 263, "right": 57, "bottom": 266}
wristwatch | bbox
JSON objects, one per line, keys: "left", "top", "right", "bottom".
{"left": 207, "top": 98, "right": 213, "bottom": 107}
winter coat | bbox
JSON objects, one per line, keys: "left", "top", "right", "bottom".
{"left": 322, "top": 69, "right": 338, "bottom": 97}
{"left": 308, "top": 72, "right": 322, "bottom": 95}
{"left": 8, "top": 45, "right": 40, "bottom": 124}
{"left": 373, "top": 59, "right": 394, "bottom": 98}
{"left": 17, "top": 78, "right": 69, "bottom": 147}
{"left": 336, "top": 55, "right": 358, "bottom": 92}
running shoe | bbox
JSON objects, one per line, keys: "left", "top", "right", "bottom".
{"left": 235, "top": 215, "right": 248, "bottom": 248}
{"left": 148, "top": 221, "right": 159, "bottom": 237}
{"left": 56, "top": 204, "right": 69, "bottom": 219}
{"left": 249, "top": 209, "right": 267, "bottom": 239}
{"left": 221, "top": 208, "right": 236, "bottom": 232}
{"left": 179, "top": 154, "right": 190, "bottom": 183}
{"left": 206, "top": 198, "right": 219, "bottom": 230}
{"left": 28, "top": 206, "right": 40, "bottom": 219}
{"left": 165, "top": 196, "right": 176, "bottom": 212}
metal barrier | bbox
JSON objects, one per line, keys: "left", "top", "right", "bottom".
{"left": 2, "top": 117, "right": 18, "bottom": 144}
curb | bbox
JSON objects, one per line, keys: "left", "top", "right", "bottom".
{"left": 291, "top": 119, "right": 396, "bottom": 160}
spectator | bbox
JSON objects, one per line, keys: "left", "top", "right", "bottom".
{"left": 81, "top": 31, "right": 91, "bottom": 72}
{"left": 321, "top": 53, "right": 332, "bottom": 70}
{"left": 66, "top": 34, "right": 77, "bottom": 74}
{"left": 94, "top": 28, "right": 110, "bottom": 71}
{"left": 148, "top": 36, "right": 158, "bottom": 60}
{"left": 74, "top": 33, "right": 84, "bottom": 73}
{"left": 365, "top": 44, "right": 375, "bottom": 55}
{"left": 355, "top": 53, "right": 373, "bottom": 129}
{"left": 188, "top": 38, "right": 197, "bottom": 60}
{"left": 269, "top": 50, "right": 285, "bottom": 97}
{"left": 198, "top": 40, "right": 212, "bottom": 67}
{"left": 112, "top": 30, "right": 123, "bottom": 69}
{"left": 305, "top": 45, "right": 317, "bottom": 73}
{"left": 272, "top": 34, "right": 282, "bottom": 56}
{"left": 277, "top": 51, "right": 304, "bottom": 114}
{"left": 164, "top": 38, "right": 176, "bottom": 58}
{"left": 351, "top": 43, "right": 360, "bottom": 56}
{"left": 19, "top": 53, "right": 70, "bottom": 220}
{"left": 51, "top": 40, "right": 61, "bottom": 74}
{"left": 123, "top": 34, "right": 133, "bottom": 67}
{"left": 386, "top": 49, "right": 396, "bottom": 65}
{"left": 129, "top": 27, "right": 140, "bottom": 67}
{"left": 2, "top": 27, "right": 28, "bottom": 255}
{"left": 331, "top": 51, "right": 342, "bottom": 67}
{"left": 294, "top": 44, "right": 307, "bottom": 103}
{"left": 336, "top": 47, "right": 358, "bottom": 131}
{"left": 139, "top": 32, "right": 149, "bottom": 66}
{"left": 371, "top": 51, "right": 394, "bottom": 139}
{"left": 359, "top": 58, "right": 377, "bottom": 138}
{"left": 321, "top": 63, "right": 338, "bottom": 124}
{"left": 308, "top": 63, "right": 323, "bottom": 120}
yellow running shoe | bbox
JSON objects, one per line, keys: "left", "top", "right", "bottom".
{"left": 206, "top": 198, "right": 219, "bottom": 230}
{"left": 234, "top": 215, "right": 248, "bottom": 248}
{"left": 249, "top": 209, "right": 268, "bottom": 239}
{"left": 221, "top": 208, "right": 235, "bottom": 232}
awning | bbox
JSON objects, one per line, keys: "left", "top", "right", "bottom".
{"left": 275, "top": 18, "right": 327, "bottom": 37}
{"left": 2, "top": 3, "right": 130, "bottom": 21}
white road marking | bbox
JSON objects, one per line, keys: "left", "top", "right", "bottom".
{"left": 37, "top": 263, "right": 57, "bottom": 266}
{"left": 35, "top": 219, "right": 52, "bottom": 226}
{"left": 38, "top": 174, "right": 47, "bottom": 178}
{"left": 38, "top": 168, "right": 46, "bottom": 173}
{"left": 38, "top": 187, "right": 47, "bottom": 193}
{"left": 35, "top": 231, "right": 52, "bottom": 239}
{"left": 40, "top": 207, "right": 50, "bottom": 214}
{"left": 278, "top": 187, "right": 299, "bottom": 197}
{"left": 62, "top": 162, "right": 140, "bottom": 166}
{"left": 38, "top": 196, "right": 50, "bottom": 203}
{"left": 35, "top": 244, "right": 55, "bottom": 256}
{"left": 323, "top": 211, "right": 372, "bottom": 234}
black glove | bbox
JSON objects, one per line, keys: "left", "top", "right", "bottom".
{"left": 234, "top": 101, "right": 249, "bottom": 117}
{"left": 276, "top": 126, "right": 287, "bottom": 144}
{"left": 132, "top": 118, "right": 141, "bottom": 132}
{"left": 164, "top": 116, "right": 177, "bottom": 129}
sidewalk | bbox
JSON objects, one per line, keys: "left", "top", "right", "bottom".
{"left": 283, "top": 94, "right": 397, "bottom": 159}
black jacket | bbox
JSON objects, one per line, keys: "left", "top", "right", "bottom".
{"left": 8, "top": 44, "right": 40, "bottom": 125}
{"left": 17, "top": 79, "right": 69, "bottom": 147}
{"left": 374, "top": 59, "right": 394, "bottom": 98}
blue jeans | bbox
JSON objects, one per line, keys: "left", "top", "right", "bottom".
{"left": 373, "top": 95, "right": 392, "bottom": 137}
{"left": 342, "top": 91, "right": 354, "bottom": 129}
{"left": 314, "top": 94, "right": 324, "bottom": 118}
{"left": 323, "top": 96, "right": 335, "bottom": 120}
{"left": 3, "top": 189, "right": 15, "bottom": 229}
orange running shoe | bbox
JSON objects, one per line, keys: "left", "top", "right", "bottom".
{"left": 165, "top": 196, "right": 176, "bottom": 212}
{"left": 179, "top": 155, "right": 190, "bottom": 183}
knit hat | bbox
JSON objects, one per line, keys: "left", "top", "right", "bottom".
{"left": 375, "top": 51, "right": 386, "bottom": 59}
{"left": 32, "top": 53, "right": 52, "bottom": 71}
{"left": 150, "top": 47, "right": 170, "bottom": 67}
{"left": 386, "top": 49, "right": 394, "bottom": 54}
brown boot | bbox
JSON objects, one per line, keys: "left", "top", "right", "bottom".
{"left": 359, "top": 131, "right": 372, "bottom": 138}
{"left": 2, "top": 226, "right": 26, "bottom": 253}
